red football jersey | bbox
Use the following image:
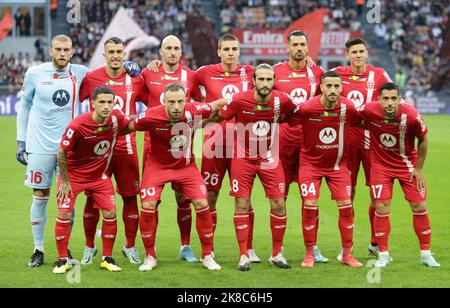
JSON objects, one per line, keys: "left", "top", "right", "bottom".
{"left": 195, "top": 63, "right": 255, "bottom": 146}
{"left": 60, "top": 109, "right": 130, "bottom": 182}
{"left": 140, "top": 65, "right": 198, "bottom": 160}
{"left": 221, "top": 90, "right": 296, "bottom": 162}
{"left": 333, "top": 65, "right": 392, "bottom": 150}
{"left": 273, "top": 61, "right": 324, "bottom": 146}
{"left": 289, "top": 96, "right": 358, "bottom": 171}
{"left": 141, "top": 65, "right": 198, "bottom": 107}
{"left": 133, "top": 103, "right": 214, "bottom": 169}
{"left": 358, "top": 102, "right": 428, "bottom": 171}
{"left": 79, "top": 67, "right": 148, "bottom": 156}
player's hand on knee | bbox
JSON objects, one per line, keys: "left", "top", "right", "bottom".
{"left": 16, "top": 141, "right": 28, "bottom": 165}
{"left": 123, "top": 61, "right": 141, "bottom": 77}
{"left": 57, "top": 181, "right": 73, "bottom": 203}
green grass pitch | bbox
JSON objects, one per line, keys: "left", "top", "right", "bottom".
{"left": 0, "top": 116, "right": 449, "bottom": 288}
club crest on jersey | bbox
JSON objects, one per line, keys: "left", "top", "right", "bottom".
{"left": 222, "top": 85, "right": 240, "bottom": 99}
{"left": 319, "top": 127, "right": 337, "bottom": 144}
{"left": 170, "top": 135, "right": 188, "bottom": 150}
{"left": 52, "top": 90, "right": 71, "bottom": 107}
{"left": 347, "top": 91, "right": 364, "bottom": 109}
{"left": 380, "top": 133, "right": 397, "bottom": 148}
{"left": 290, "top": 88, "right": 308, "bottom": 105}
{"left": 252, "top": 121, "right": 270, "bottom": 137}
{"left": 94, "top": 140, "right": 111, "bottom": 155}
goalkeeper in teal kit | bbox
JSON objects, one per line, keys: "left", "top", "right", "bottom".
{"left": 16, "top": 34, "right": 140, "bottom": 268}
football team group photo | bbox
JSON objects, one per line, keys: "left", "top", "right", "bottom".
{"left": 0, "top": 0, "right": 449, "bottom": 288}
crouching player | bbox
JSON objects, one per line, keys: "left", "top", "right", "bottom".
{"left": 126, "top": 83, "right": 226, "bottom": 271}
{"left": 358, "top": 82, "right": 440, "bottom": 268}
{"left": 53, "top": 86, "right": 131, "bottom": 274}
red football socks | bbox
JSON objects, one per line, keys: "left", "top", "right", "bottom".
{"left": 234, "top": 213, "right": 249, "bottom": 257}
{"left": 83, "top": 197, "right": 100, "bottom": 248}
{"left": 101, "top": 216, "right": 117, "bottom": 257}
{"left": 270, "top": 212, "right": 287, "bottom": 256}
{"left": 55, "top": 217, "right": 71, "bottom": 259}
{"left": 248, "top": 209, "right": 255, "bottom": 250}
{"left": 195, "top": 206, "right": 214, "bottom": 258}
{"left": 338, "top": 204, "right": 354, "bottom": 249}
{"left": 413, "top": 209, "right": 431, "bottom": 251}
{"left": 123, "top": 196, "right": 139, "bottom": 249}
{"left": 374, "top": 211, "right": 391, "bottom": 252}
{"left": 302, "top": 204, "right": 318, "bottom": 248}
{"left": 177, "top": 200, "right": 192, "bottom": 246}
{"left": 140, "top": 208, "right": 158, "bottom": 258}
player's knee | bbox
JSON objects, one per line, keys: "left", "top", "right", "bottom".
{"left": 192, "top": 199, "right": 208, "bottom": 209}
{"left": 142, "top": 201, "right": 157, "bottom": 210}
{"left": 102, "top": 210, "right": 116, "bottom": 219}
{"left": 270, "top": 198, "right": 286, "bottom": 214}
{"left": 375, "top": 201, "right": 390, "bottom": 215}
{"left": 33, "top": 189, "right": 50, "bottom": 198}
{"left": 410, "top": 202, "right": 427, "bottom": 212}
{"left": 235, "top": 197, "right": 250, "bottom": 213}
{"left": 58, "top": 211, "right": 72, "bottom": 220}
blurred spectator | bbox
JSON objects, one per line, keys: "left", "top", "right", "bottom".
{"left": 395, "top": 70, "right": 407, "bottom": 90}
{"left": 15, "top": 8, "right": 31, "bottom": 36}
{"left": 383, "top": 0, "right": 449, "bottom": 93}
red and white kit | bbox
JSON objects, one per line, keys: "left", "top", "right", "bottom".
{"left": 79, "top": 67, "right": 148, "bottom": 196}
{"left": 221, "top": 89, "right": 296, "bottom": 199}
{"left": 359, "top": 102, "right": 428, "bottom": 202}
{"left": 333, "top": 65, "right": 392, "bottom": 186}
{"left": 196, "top": 64, "right": 255, "bottom": 191}
{"left": 273, "top": 61, "right": 324, "bottom": 187}
{"left": 57, "top": 109, "right": 131, "bottom": 212}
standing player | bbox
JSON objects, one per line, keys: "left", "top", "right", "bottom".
{"left": 288, "top": 71, "right": 363, "bottom": 268}
{"left": 78, "top": 37, "right": 148, "bottom": 265}
{"left": 141, "top": 35, "right": 200, "bottom": 263}
{"left": 53, "top": 86, "right": 131, "bottom": 274}
{"left": 127, "top": 83, "right": 226, "bottom": 271}
{"left": 211, "top": 64, "right": 296, "bottom": 271}
{"left": 357, "top": 83, "right": 439, "bottom": 268}
{"left": 273, "top": 30, "right": 328, "bottom": 263}
{"left": 195, "top": 34, "right": 260, "bottom": 262}
{"left": 16, "top": 35, "right": 90, "bottom": 267}
{"left": 333, "top": 38, "right": 392, "bottom": 258}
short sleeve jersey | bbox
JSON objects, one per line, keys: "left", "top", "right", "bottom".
{"left": 221, "top": 90, "right": 297, "bottom": 162}
{"left": 133, "top": 103, "right": 214, "bottom": 169}
{"left": 290, "top": 96, "right": 358, "bottom": 171}
{"left": 79, "top": 67, "right": 148, "bottom": 156}
{"left": 60, "top": 109, "right": 130, "bottom": 182}
{"left": 358, "top": 102, "right": 428, "bottom": 171}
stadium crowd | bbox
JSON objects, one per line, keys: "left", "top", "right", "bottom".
{"left": 218, "top": 0, "right": 363, "bottom": 32}
{"left": 381, "top": 0, "right": 449, "bottom": 93}
{"left": 1, "top": 0, "right": 448, "bottom": 95}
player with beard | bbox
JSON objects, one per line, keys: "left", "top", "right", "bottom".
{"left": 332, "top": 38, "right": 392, "bottom": 260}
{"left": 141, "top": 35, "right": 200, "bottom": 263}
{"left": 357, "top": 83, "right": 439, "bottom": 268}
{"left": 273, "top": 30, "right": 328, "bottom": 263}
{"left": 288, "top": 71, "right": 363, "bottom": 268}
{"left": 209, "top": 64, "right": 297, "bottom": 271}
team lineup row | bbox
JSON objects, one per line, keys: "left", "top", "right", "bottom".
{"left": 16, "top": 31, "right": 439, "bottom": 274}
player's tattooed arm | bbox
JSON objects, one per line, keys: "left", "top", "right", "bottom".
{"left": 210, "top": 98, "right": 228, "bottom": 112}
{"left": 56, "top": 148, "right": 72, "bottom": 202}
{"left": 411, "top": 135, "right": 428, "bottom": 192}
